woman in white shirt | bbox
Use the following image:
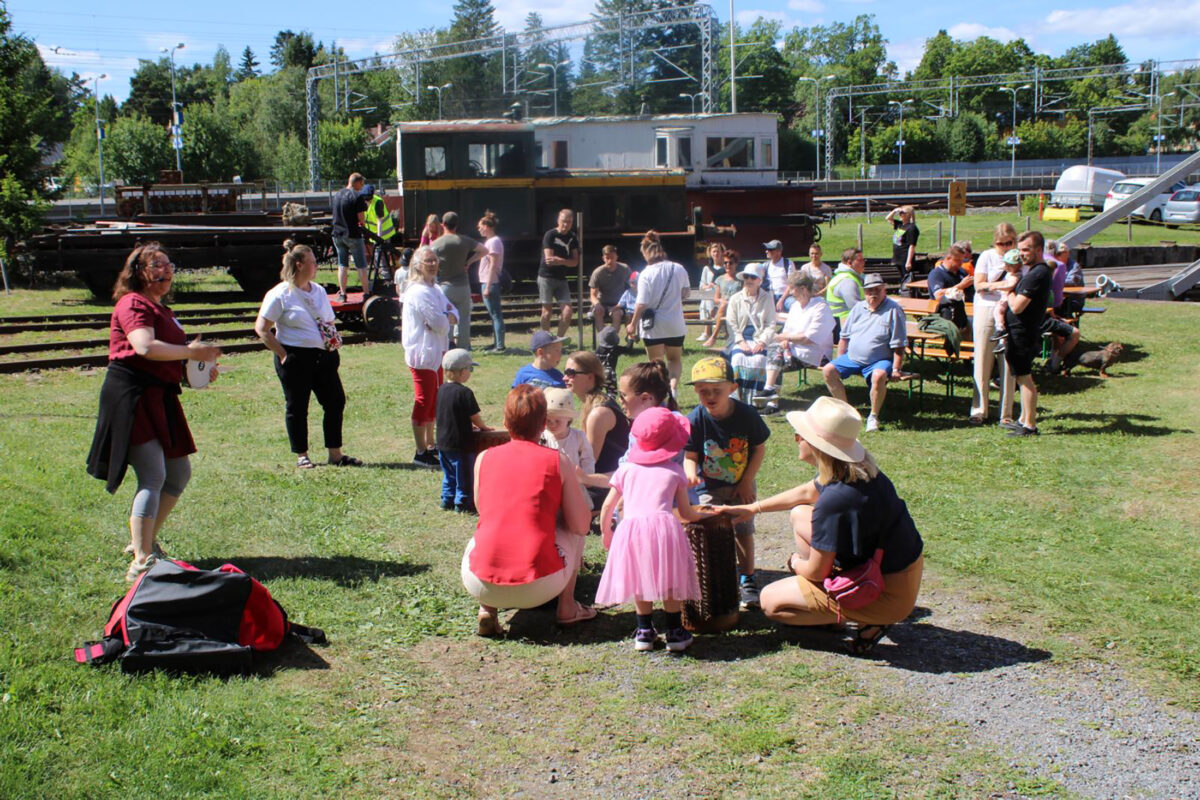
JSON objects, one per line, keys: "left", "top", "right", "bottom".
{"left": 625, "top": 230, "right": 690, "bottom": 393}
{"left": 970, "top": 222, "right": 1019, "bottom": 427}
{"left": 760, "top": 272, "right": 835, "bottom": 413}
{"left": 476, "top": 210, "right": 506, "bottom": 353}
{"left": 255, "top": 240, "right": 361, "bottom": 469}
{"left": 402, "top": 245, "right": 457, "bottom": 467}
{"left": 725, "top": 262, "right": 778, "bottom": 400}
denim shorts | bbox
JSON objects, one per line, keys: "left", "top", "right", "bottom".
{"left": 831, "top": 353, "right": 892, "bottom": 380}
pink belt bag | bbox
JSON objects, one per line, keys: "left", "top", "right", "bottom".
{"left": 824, "top": 549, "right": 885, "bottom": 617}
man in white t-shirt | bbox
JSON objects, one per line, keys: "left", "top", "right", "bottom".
{"left": 762, "top": 239, "right": 795, "bottom": 311}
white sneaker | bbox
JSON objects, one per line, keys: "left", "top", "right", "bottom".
{"left": 865, "top": 414, "right": 880, "bottom": 432}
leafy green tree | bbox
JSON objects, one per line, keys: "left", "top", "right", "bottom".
{"left": 943, "top": 112, "right": 991, "bottom": 161}
{"left": 180, "top": 102, "right": 256, "bottom": 181}
{"left": 436, "top": 0, "right": 501, "bottom": 118}
{"left": 236, "top": 47, "right": 260, "bottom": 81}
{"left": 317, "top": 118, "right": 388, "bottom": 181}
{"left": 910, "top": 30, "right": 955, "bottom": 81}
{"left": 0, "top": 8, "right": 54, "bottom": 258}
{"left": 105, "top": 115, "right": 172, "bottom": 184}
{"left": 868, "top": 118, "right": 939, "bottom": 164}
{"left": 783, "top": 15, "right": 895, "bottom": 88}
{"left": 718, "top": 19, "right": 794, "bottom": 119}
{"left": 271, "top": 31, "right": 317, "bottom": 70}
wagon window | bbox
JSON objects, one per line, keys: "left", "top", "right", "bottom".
{"left": 466, "top": 142, "right": 523, "bottom": 178}
{"left": 705, "top": 137, "right": 755, "bottom": 169}
{"left": 760, "top": 138, "right": 774, "bottom": 168}
{"left": 655, "top": 136, "right": 668, "bottom": 168}
{"left": 424, "top": 146, "right": 447, "bottom": 178}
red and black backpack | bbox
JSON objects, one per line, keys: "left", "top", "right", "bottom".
{"left": 74, "top": 559, "right": 324, "bottom": 674}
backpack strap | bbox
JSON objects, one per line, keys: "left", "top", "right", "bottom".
{"left": 288, "top": 623, "right": 327, "bottom": 645}
{"left": 73, "top": 636, "right": 125, "bottom": 666}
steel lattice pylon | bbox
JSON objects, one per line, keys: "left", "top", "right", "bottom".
{"left": 306, "top": 4, "right": 718, "bottom": 188}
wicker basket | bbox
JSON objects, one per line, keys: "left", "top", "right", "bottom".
{"left": 682, "top": 515, "right": 740, "bottom": 633}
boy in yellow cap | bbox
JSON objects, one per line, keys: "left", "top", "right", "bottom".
{"left": 683, "top": 357, "right": 771, "bottom": 609}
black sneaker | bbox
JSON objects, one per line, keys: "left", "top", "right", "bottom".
{"left": 1007, "top": 425, "right": 1040, "bottom": 437}
{"left": 455, "top": 502, "right": 477, "bottom": 515}
{"left": 441, "top": 499, "right": 454, "bottom": 511}
{"left": 414, "top": 451, "right": 439, "bottom": 469}
{"left": 633, "top": 627, "right": 659, "bottom": 652}
{"left": 665, "top": 627, "right": 694, "bottom": 653}
{"left": 992, "top": 339, "right": 1007, "bottom": 354}
{"left": 739, "top": 575, "right": 761, "bottom": 610}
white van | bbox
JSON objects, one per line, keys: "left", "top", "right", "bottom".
{"left": 1051, "top": 165, "right": 1125, "bottom": 210}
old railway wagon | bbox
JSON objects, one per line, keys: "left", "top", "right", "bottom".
{"left": 396, "top": 121, "right": 696, "bottom": 279}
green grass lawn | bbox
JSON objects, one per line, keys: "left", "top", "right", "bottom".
{"left": 0, "top": 286, "right": 1197, "bottom": 796}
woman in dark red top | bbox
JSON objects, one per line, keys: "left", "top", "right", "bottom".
{"left": 86, "top": 242, "right": 222, "bottom": 582}
{"left": 461, "top": 385, "right": 595, "bottom": 636}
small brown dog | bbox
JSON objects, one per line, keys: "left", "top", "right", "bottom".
{"left": 1069, "top": 342, "right": 1123, "bottom": 378}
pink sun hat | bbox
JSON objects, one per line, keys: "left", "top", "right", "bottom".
{"left": 627, "top": 407, "right": 691, "bottom": 465}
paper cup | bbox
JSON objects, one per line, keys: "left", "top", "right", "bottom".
{"left": 186, "top": 358, "right": 212, "bottom": 389}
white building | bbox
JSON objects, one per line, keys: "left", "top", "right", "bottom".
{"left": 528, "top": 113, "right": 779, "bottom": 187}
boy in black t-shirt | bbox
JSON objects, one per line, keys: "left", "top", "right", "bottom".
{"left": 436, "top": 349, "right": 492, "bottom": 512}
{"left": 683, "top": 357, "right": 771, "bottom": 609}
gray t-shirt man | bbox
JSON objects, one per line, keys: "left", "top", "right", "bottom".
{"left": 589, "top": 262, "right": 631, "bottom": 307}
{"left": 840, "top": 296, "right": 907, "bottom": 365}
{"left": 430, "top": 233, "right": 480, "bottom": 283}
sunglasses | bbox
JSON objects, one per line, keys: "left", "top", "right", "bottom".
{"left": 995, "top": 240, "right": 1014, "bottom": 247}
{"left": 563, "top": 368, "right": 579, "bottom": 377}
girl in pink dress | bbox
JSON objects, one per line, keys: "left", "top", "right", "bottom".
{"left": 597, "top": 407, "right": 709, "bottom": 652}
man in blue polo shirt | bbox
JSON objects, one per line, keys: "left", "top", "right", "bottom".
{"left": 820, "top": 272, "right": 907, "bottom": 432}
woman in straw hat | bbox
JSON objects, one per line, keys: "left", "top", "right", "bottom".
{"left": 720, "top": 396, "right": 924, "bottom": 654}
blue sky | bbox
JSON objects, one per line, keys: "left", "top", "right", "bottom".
{"left": 12, "top": 0, "right": 1200, "bottom": 102}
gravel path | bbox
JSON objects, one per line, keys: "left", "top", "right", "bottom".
{"left": 757, "top": 512, "right": 1200, "bottom": 800}
{"left": 853, "top": 581, "right": 1199, "bottom": 799}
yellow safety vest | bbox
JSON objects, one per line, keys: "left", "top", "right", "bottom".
{"left": 364, "top": 197, "right": 396, "bottom": 241}
{"left": 825, "top": 268, "right": 864, "bottom": 319}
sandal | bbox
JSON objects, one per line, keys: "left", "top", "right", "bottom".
{"left": 848, "top": 624, "right": 890, "bottom": 656}
{"left": 556, "top": 603, "right": 598, "bottom": 626}
{"left": 784, "top": 552, "right": 801, "bottom": 574}
{"left": 296, "top": 455, "right": 316, "bottom": 469}
{"left": 329, "top": 455, "right": 363, "bottom": 467}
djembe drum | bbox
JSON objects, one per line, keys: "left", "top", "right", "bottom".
{"left": 472, "top": 429, "right": 511, "bottom": 453}
{"left": 682, "top": 513, "right": 740, "bottom": 633}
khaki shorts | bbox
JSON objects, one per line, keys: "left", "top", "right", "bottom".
{"left": 538, "top": 276, "right": 572, "bottom": 306}
{"left": 461, "top": 528, "right": 585, "bottom": 610}
{"left": 794, "top": 554, "right": 923, "bottom": 626}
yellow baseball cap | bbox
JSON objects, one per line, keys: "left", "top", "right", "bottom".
{"left": 687, "top": 356, "right": 734, "bottom": 385}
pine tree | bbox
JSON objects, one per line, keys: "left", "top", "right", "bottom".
{"left": 236, "top": 47, "right": 260, "bottom": 81}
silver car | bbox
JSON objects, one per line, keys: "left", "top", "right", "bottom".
{"left": 1163, "top": 188, "right": 1200, "bottom": 226}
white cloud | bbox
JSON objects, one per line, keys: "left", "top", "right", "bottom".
{"left": 787, "top": 0, "right": 825, "bottom": 12}
{"left": 947, "top": 23, "right": 1019, "bottom": 43}
{"left": 1042, "top": 0, "right": 1200, "bottom": 37}
{"left": 738, "top": 8, "right": 787, "bottom": 25}
{"left": 336, "top": 37, "right": 397, "bottom": 57}
{"left": 888, "top": 38, "right": 926, "bottom": 75}
{"left": 491, "top": 0, "right": 597, "bottom": 32}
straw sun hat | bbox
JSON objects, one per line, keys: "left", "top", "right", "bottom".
{"left": 785, "top": 397, "right": 865, "bottom": 463}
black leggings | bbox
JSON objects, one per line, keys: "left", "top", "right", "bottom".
{"left": 274, "top": 346, "right": 345, "bottom": 454}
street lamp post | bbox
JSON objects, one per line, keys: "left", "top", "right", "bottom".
{"left": 678, "top": 92, "right": 707, "bottom": 114}
{"left": 161, "top": 43, "right": 185, "bottom": 175}
{"left": 998, "top": 84, "right": 1031, "bottom": 177}
{"left": 888, "top": 99, "right": 912, "bottom": 176}
{"left": 425, "top": 82, "right": 453, "bottom": 119}
{"left": 537, "top": 60, "right": 571, "bottom": 117}
{"left": 1154, "top": 91, "right": 1176, "bottom": 172}
{"left": 93, "top": 73, "right": 108, "bottom": 215}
